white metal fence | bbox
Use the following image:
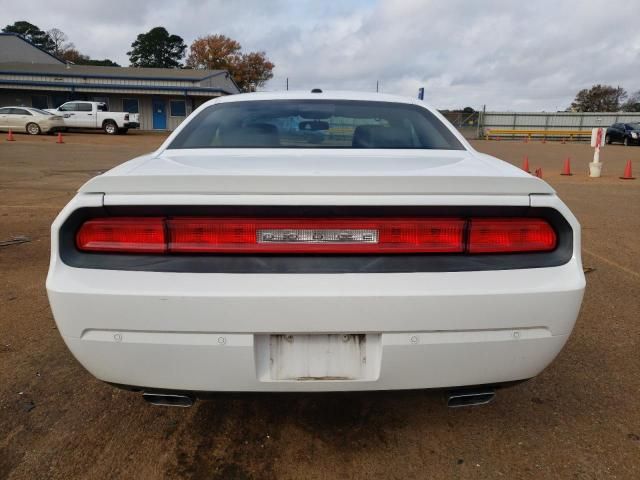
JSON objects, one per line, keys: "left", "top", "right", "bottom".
{"left": 479, "top": 111, "right": 640, "bottom": 137}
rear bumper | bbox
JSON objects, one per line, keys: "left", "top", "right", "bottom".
{"left": 60, "top": 330, "right": 571, "bottom": 392}
{"left": 48, "top": 259, "right": 584, "bottom": 391}
{"left": 124, "top": 122, "right": 139, "bottom": 129}
{"left": 42, "top": 122, "right": 65, "bottom": 133}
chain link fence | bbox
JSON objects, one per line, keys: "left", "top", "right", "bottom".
{"left": 440, "top": 111, "right": 480, "bottom": 139}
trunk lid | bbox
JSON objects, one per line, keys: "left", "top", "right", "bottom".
{"left": 80, "top": 149, "right": 554, "bottom": 196}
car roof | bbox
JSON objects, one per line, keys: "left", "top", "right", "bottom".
{"left": 206, "top": 90, "right": 430, "bottom": 107}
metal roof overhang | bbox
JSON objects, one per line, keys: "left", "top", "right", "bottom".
{"left": 0, "top": 68, "right": 216, "bottom": 82}
{"left": 0, "top": 79, "right": 232, "bottom": 96}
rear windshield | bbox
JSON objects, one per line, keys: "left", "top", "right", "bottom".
{"left": 168, "top": 100, "right": 465, "bottom": 150}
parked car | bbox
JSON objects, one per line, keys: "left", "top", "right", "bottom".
{"left": 605, "top": 122, "right": 640, "bottom": 146}
{"left": 0, "top": 106, "right": 65, "bottom": 135}
{"left": 46, "top": 91, "right": 585, "bottom": 408}
{"left": 47, "top": 101, "right": 140, "bottom": 134}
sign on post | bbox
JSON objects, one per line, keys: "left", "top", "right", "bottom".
{"left": 590, "top": 127, "right": 606, "bottom": 148}
{"left": 589, "top": 127, "right": 606, "bottom": 178}
{"left": 418, "top": 88, "right": 424, "bottom": 100}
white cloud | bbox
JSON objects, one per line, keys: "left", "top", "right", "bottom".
{"left": 6, "top": 0, "right": 640, "bottom": 110}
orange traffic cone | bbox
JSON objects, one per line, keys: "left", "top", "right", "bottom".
{"left": 535, "top": 168, "right": 543, "bottom": 178}
{"left": 7, "top": 129, "right": 15, "bottom": 141}
{"left": 620, "top": 160, "right": 635, "bottom": 180}
{"left": 561, "top": 157, "right": 572, "bottom": 176}
{"left": 522, "top": 156, "right": 531, "bottom": 173}
{"left": 56, "top": 132, "right": 64, "bottom": 144}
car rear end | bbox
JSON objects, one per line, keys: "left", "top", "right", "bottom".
{"left": 46, "top": 93, "right": 585, "bottom": 403}
{"left": 28, "top": 108, "right": 65, "bottom": 133}
{"left": 41, "top": 114, "right": 65, "bottom": 133}
{"left": 124, "top": 112, "right": 140, "bottom": 129}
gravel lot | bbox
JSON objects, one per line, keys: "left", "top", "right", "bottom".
{"left": 1, "top": 132, "right": 638, "bottom": 479}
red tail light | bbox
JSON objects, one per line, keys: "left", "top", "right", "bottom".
{"left": 76, "top": 217, "right": 166, "bottom": 253}
{"left": 468, "top": 218, "right": 556, "bottom": 253}
{"left": 167, "top": 218, "right": 465, "bottom": 253}
{"left": 75, "top": 216, "right": 557, "bottom": 255}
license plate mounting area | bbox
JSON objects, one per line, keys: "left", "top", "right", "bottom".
{"left": 255, "top": 334, "right": 381, "bottom": 382}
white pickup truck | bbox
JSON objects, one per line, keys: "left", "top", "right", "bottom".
{"left": 47, "top": 101, "right": 140, "bottom": 134}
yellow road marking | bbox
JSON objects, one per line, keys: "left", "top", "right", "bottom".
{"left": 583, "top": 248, "right": 639, "bottom": 280}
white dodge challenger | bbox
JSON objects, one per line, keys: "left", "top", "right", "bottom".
{"left": 46, "top": 91, "right": 585, "bottom": 407}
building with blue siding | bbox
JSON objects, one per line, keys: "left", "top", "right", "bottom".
{"left": 0, "top": 33, "right": 239, "bottom": 131}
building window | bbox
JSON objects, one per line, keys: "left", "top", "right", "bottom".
{"left": 32, "top": 95, "right": 48, "bottom": 109}
{"left": 52, "top": 95, "right": 69, "bottom": 108}
{"left": 122, "top": 98, "right": 139, "bottom": 113}
{"left": 170, "top": 100, "right": 186, "bottom": 117}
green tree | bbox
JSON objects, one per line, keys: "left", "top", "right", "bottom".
{"left": 81, "top": 58, "right": 120, "bottom": 67}
{"left": 570, "top": 84, "right": 627, "bottom": 112}
{"left": 127, "top": 27, "right": 186, "bottom": 68}
{"left": 60, "top": 47, "right": 121, "bottom": 67}
{"left": 2, "top": 21, "right": 55, "bottom": 53}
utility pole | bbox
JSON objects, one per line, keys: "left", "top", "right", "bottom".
{"left": 376, "top": 80, "right": 379, "bottom": 93}
{"left": 286, "top": 78, "right": 289, "bottom": 91}
{"left": 477, "top": 104, "right": 486, "bottom": 139}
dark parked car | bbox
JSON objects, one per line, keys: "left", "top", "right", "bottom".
{"left": 605, "top": 123, "right": 640, "bottom": 146}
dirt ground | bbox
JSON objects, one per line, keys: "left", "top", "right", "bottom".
{"left": 0, "top": 131, "right": 638, "bottom": 479}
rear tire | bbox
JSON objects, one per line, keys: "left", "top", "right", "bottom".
{"left": 605, "top": 134, "right": 611, "bottom": 145}
{"left": 103, "top": 121, "right": 117, "bottom": 135}
{"left": 26, "top": 123, "right": 41, "bottom": 135}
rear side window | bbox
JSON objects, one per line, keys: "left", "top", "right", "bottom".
{"left": 168, "top": 100, "right": 464, "bottom": 150}
{"left": 77, "top": 103, "right": 92, "bottom": 112}
{"left": 10, "top": 108, "right": 31, "bottom": 115}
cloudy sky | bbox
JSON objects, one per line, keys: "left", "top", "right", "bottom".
{"left": 5, "top": 0, "right": 640, "bottom": 110}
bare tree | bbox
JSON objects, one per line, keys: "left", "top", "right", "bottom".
{"left": 47, "top": 28, "right": 73, "bottom": 57}
{"left": 622, "top": 90, "right": 640, "bottom": 112}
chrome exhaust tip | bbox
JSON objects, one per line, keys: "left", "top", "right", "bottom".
{"left": 446, "top": 388, "right": 495, "bottom": 408}
{"left": 142, "top": 392, "right": 194, "bottom": 407}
